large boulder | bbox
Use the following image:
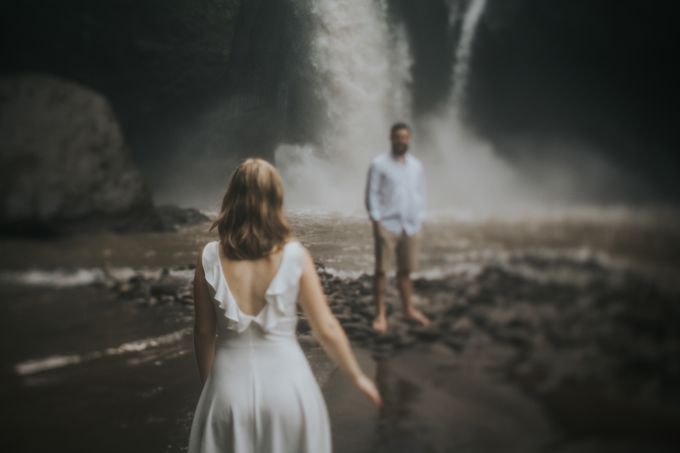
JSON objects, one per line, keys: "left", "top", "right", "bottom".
{"left": 0, "top": 74, "right": 163, "bottom": 235}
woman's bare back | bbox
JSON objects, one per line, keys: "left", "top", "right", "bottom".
{"left": 216, "top": 244, "right": 286, "bottom": 316}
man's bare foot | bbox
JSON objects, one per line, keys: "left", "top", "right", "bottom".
{"left": 405, "top": 308, "right": 431, "bottom": 327}
{"left": 372, "top": 315, "right": 388, "bottom": 333}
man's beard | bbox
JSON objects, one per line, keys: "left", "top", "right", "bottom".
{"left": 392, "top": 144, "right": 408, "bottom": 155}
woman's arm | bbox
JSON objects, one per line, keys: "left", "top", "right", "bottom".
{"left": 193, "top": 245, "right": 217, "bottom": 386}
{"left": 297, "top": 247, "right": 382, "bottom": 407}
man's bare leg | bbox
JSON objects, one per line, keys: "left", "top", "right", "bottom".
{"left": 372, "top": 271, "right": 388, "bottom": 333}
{"left": 397, "top": 270, "right": 431, "bottom": 326}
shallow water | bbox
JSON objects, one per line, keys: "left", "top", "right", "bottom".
{"left": 2, "top": 207, "right": 679, "bottom": 286}
{"left": 326, "top": 346, "right": 557, "bottom": 453}
{"left": 1, "top": 207, "right": 679, "bottom": 452}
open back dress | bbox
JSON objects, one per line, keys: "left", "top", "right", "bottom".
{"left": 187, "top": 239, "right": 332, "bottom": 453}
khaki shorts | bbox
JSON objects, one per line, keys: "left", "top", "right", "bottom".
{"left": 374, "top": 224, "right": 421, "bottom": 274}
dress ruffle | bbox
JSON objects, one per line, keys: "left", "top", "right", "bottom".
{"left": 202, "top": 241, "right": 304, "bottom": 333}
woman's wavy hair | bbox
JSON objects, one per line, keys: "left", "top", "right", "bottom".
{"left": 209, "top": 158, "right": 291, "bottom": 260}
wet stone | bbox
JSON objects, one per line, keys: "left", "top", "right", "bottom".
{"left": 179, "top": 296, "right": 194, "bottom": 306}
{"left": 159, "top": 295, "right": 175, "bottom": 304}
{"left": 451, "top": 316, "right": 475, "bottom": 334}
{"left": 297, "top": 334, "right": 318, "bottom": 348}
{"left": 342, "top": 322, "right": 373, "bottom": 335}
{"left": 410, "top": 325, "right": 441, "bottom": 342}
{"left": 150, "top": 281, "right": 181, "bottom": 298}
{"left": 296, "top": 318, "right": 311, "bottom": 334}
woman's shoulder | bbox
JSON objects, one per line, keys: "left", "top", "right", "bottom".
{"left": 283, "top": 237, "right": 310, "bottom": 263}
{"left": 196, "top": 240, "right": 219, "bottom": 266}
{"left": 283, "top": 237, "right": 304, "bottom": 253}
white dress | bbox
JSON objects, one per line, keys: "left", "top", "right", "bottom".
{"left": 187, "top": 239, "right": 332, "bottom": 453}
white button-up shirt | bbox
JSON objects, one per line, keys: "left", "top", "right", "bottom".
{"left": 365, "top": 151, "right": 426, "bottom": 236}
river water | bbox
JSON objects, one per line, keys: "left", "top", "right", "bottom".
{"left": 1, "top": 207, "right": 679, "bottom": 452}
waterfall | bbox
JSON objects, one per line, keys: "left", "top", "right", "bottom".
{"left": 275, "top": 0, "right": 412, "bottom": 211}
{"left": 276, "top": 0, "right": 530, "bottom": 215}
{"left": 267, "top": 0, "right": 641, "bottom": 215}
{"left": 303, "top": 0, "right": 411, "bottom": 156}
{"left": 416, "top": 0, "right": 532, "bottom": 215}
{"left": 450, "top": 0, "right": 488, "bottom": 110}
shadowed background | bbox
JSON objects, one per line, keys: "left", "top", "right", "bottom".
{"left": 1, "top": 2, "right": 679, "bottom": 453}
{"left": 2, "top": 0, "right": 678, "bottom": 211}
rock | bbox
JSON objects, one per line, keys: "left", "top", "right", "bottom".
{"left": 348, "top": 331, "right": 370, "bottom": 343}
{"left": 297, "top": 334, "right": 318, "bottom": 348}
{"left": 132, "top": 297, "right": 148, "bottom": 306}
{"left": 428, "top": 342, "right": 458, "bottom": 359}
{"left": 465, "top": 283, "right": 482, "bottom": 299}
{"left": 342, "top": 321, "right": 373, "bottom": 335}
{"left": 371, "top": 343, "right": 394, "bottom": 360}
{"left": 0, "top": 74, "right": 164, "bottom": 235}
{"left": 333, "top": 313, "right": 351, "bottom": 322}
{"left": 451, "top": 316, "right": 475, "bottom": 334}
{"left": 115, "top": 275, "right": 150, "bottom": 300}
{"left": 150, "top": 280, "right": 182, "bottom": 298}
{"left": 375, "top": 332, "right": 398, "bottom": 344}
{"left": 495, "top": 326, "right": 533, "bottom": 348}
{"left": 410, "top": 325, "right": 441, "bottom": 341}
{"left": 443, "top": 336, "right": 465, "bottom": 351}
{"left": 159, "top": 295, "right": 175, "bottom": 304}
{"left": 296, "top": 318, "right": 311, "bottom": 334}
{"left": 156, "top": 204, "right": 211, "bottom": 229}
{"left": 462, "top": 331, "right": 494, "bottom": 352}
{"left": 394, "top": 332, "right": 417, "bottom": 348}
{"left": 350, "top": 313, "right": 365, "bottom": 322}
{"left": 359, "top": 280, "right": 372, "bottom": 294}
{"left": 487, "top": 303, "right": 541, "bottom": 329}
{"left": 177, "top": 288, "right": 192, "bottom": 299}
{"left": 355, "top": 304, "right": 374, "bottom": 318}
{"left": 179, "top": 295, "right": 194, "bottom": 305}
{"left": 116, "top": 282, "right": 134, "bottom": 297}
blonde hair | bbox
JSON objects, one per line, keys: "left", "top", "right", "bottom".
{"left": 209, "top": 158, "right": 292, "bottom": 260}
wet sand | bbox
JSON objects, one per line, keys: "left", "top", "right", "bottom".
{"left": 313, "top": 260, "right": 680, "bottom": 453}
{"left": 326, "top": 346, "right": 556, "bottom": 453}
{"left": 1, "top": 210, "right": 679, "bottom": 452}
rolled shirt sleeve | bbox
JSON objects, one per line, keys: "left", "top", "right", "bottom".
{"left": 365, "top": 161, "right": 382, "bottom": 221}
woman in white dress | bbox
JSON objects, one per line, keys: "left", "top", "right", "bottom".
{"left": 187, "top": 158, "right": 382, "bottom": 453}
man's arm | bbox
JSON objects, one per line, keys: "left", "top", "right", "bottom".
{"left": 365, "top": 161, "right": 381, "bottom": 225}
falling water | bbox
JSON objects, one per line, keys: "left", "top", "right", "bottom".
{"left": 276, "top": 0, "right": 532, "bottom": 215}
{"left": 450, "top": 0, "right": 488, "bottom": 110}
{"left": 275, "top": 0, "right": 413, "bottom": 212}
{"left": 425, "top": 0, "right": 639, "bottom": 213}
{"left": 418, "top": 0, "right": 532, "bottom": 215}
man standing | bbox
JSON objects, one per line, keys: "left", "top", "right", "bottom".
{"left": 365, "top": 122, "right": 431, "bottom": 333}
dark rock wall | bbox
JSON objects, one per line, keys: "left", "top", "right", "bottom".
{"left": 1, "top": 0, "right": 678, "bottom": 202}
{"left": 1, "top": 0, "right": 241, "bottom": 160}
{"left": 0, "top": 74, "right": 162, "bottom": 235}
{"left": 467, "top": 0, "right": 680, "bottom": 200}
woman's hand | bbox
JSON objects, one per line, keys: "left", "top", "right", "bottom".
{"left": 352, "top": 373, "right": 383, "bottom": 407}
{"left": 297, "top": 246, "right": 383, "bottom": 408}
